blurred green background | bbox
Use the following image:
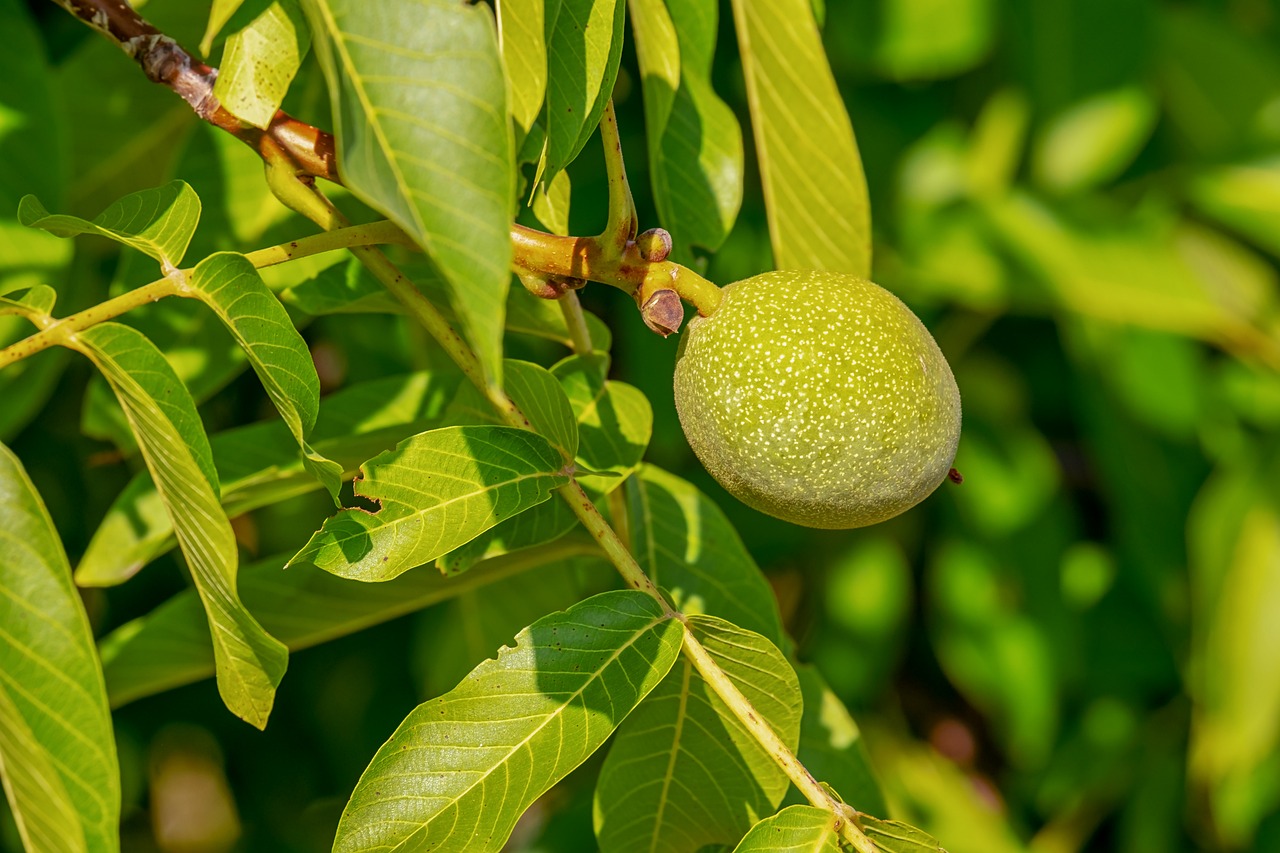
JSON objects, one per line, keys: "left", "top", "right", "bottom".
{"left": 3, "top": 0, "right": 1280, "bottom": 851}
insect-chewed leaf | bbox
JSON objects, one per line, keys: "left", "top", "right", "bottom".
{"left": 861, "top": 816, "right": 946, "bottom": 852}
{"left": 99, "top": 536, "right": 601, "bottom": 709}
{"left": 627, "top": 465, "right": 785, "bottom": 644}
{"left": 69, "top": 323, "right": 287, "bottom": 728}
{"left": 333, "top": 590, "right": 683, "bottom": 853}
{"left": 288, "top": 425, "right": 571, "bottom": 581}
{"left": 731, "top": 806, "right": 841, "bottom": 852}
{"left": 213, "top": 0, "right": 310, "bottom": 129}
{"left": 552, "top": 353, "right": 652, "bottom": 489}
{"left": 632, "top": 0, "right": 743, "bottom": 253}
{"left": 594, "top": 614, "right": 802, "bottom": 853}
{"left": 0, "top": 443, "right": 120, "bottom": 853}
{"left": 187, "top": 251, "right": 342, "bottom": 500}
{"left": 503, "top": 359, "right": 578, "bottom": 461}
{"left": 302, "top": 0, "right": 515, "bottom": 387}
{"left": 75, "top": 370, "right": 461, "bottom": 587}
{"left": 728, "top": 0, "right": 871, "bottom": 276}
{"left": 786, "top": 665, "right": 888, "bottom": 817}
{"left": 543, "top": 0, "right": 626, "bottom": 175}
{"left": 18, "top": 180, "right": 201, "bottom": 269}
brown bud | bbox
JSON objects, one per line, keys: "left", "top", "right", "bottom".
{"left": 948, "top": 467, "right": 964, "bottom": 484}
{"left": 635, "top": 227, "right": 673, "bottom": 262}
{"left": 641, "top": 289, "right": 684, "bottom": 337}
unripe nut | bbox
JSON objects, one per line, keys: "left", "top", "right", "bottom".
{"left": 635, "top": 228, "right": 673, "bottom": 262}
{"left": 673, "top": 271, "right": 962, "bottom": 529}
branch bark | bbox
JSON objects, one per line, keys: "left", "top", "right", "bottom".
{"left": 51, "top": 0, "right": 339, "bottom": 183}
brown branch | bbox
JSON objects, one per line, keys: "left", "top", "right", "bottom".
{"left": 52, "top": 0, "right": 339, "bottom": 183}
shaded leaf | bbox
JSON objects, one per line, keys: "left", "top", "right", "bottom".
{"left": 288, "top": 425, "right": 571, "bottom": 581}
{"left": 303, "top": 0, "right": 515, "bottom": 387}
{"left": 187, "top": 251, "right": 341, "bottom": 499}
{"left": 627, "top": 465, "right": 784, "bottom": 645}
{"left": 595, "top": 615, "right": 802, "bottom": 853}
{"left": 552, "top": 353, "right": 652, "bottom": 488}
{"left": 506, "top": 284, "right": 612, "bottom": 351}
{"left": 731, "top": 806, "right": 840, "bottom": 852}
{"left": 0, "top": 443, "right": 119, "bottom": 853}
{"left": 728, "top": 0, "right": 871, "bottom": 275}
{"left": 531, "top": 167, "right": 571, "bottom": 235}
{"left": 1032, "top": 87, "right": 1157, "bottom": 193}
{"left": 787, "top": 665, "right": 888, "bottom": 817}
{"left": 69, "top": 323, "right": 287, "bottom": 728}
{"left": 435, "top": 498, "right": 578, "bottom": 576}
{"left": 632, "top": 0, "right": 743, "bottom": 252}
{"left": 19, "top": 180, "right": 200, "bottom": 268}
{"left": 861, "top": 816, "right": 945, "bottom": 852}
{"left": 543, "top": 0, "right": 626, "bottom": 174}
{"left": 504, "top": 359, "right": 579, "bottom": 461}
{"left": 213, "top": 0, "right": 311, "bottom": 129}
{"left": 333, "top": 590, "right": 683, "bottom": 853}
{"left": 101, "top": 539, "right": 601, "bottom": 708}
{"left": 76, "top": 370, "right": 459, "bottom": 587}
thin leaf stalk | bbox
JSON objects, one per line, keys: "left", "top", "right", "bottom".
{"left": 557, "top": 291, "right": 595, "bottom": 354}
{"left": 597, "top": 98, "right": 639, "bottom": 255}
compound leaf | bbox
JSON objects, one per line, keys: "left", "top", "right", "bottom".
{"left": 333, "top": 590, "right": 683, "bottom": 853}
{"left": 0, "top": 443, "right": 119, "bottom": 853}
{"left": 594, "top": 615, "right": 801, "bottom": 853}
{"left": 628, "top": 465, "right": 785, "bottom": 645}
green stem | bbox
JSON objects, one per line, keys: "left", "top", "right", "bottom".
{"left": 558, "top": 291, "right": 595, "bottom": 354}
{"left": 0, "top": 278, "right": 180, "bottom": 371}
{"left": 243, "top": 219, "right": 414, "bottom": 269}
{"left": 597, "top": 98, "right": 638, "bottom": 255}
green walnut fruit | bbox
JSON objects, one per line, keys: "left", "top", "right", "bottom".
{"left": 673, "top": 270, "right": 961, "bottom": 529}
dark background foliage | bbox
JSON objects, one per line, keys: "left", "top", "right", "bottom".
{"left": 3, "top": 0, "right": 1280, "bottom": 851}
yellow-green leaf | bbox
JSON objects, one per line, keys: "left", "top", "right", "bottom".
{"left": 729, "top": 0, "right": 871, "bottom": 275}
{"left": 731, "top": 806, "right": 841, "bottom": 852}
{"left": 213, "top": 0, "right": 311, "bottom": 129}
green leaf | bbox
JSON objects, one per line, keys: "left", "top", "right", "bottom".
{"left": 504, "top": 359, "right": 579, "bottom": 461}
{"left": 594, "top": 615, "right": 802, "bottom": 853}
{"left": 1188, "top": 158, "right": 1280, "bottom": 260}
{"left": 499, "top": 0, "right": 551, "bottom": 144}
{"left": 543, "top": 0, "right": 626, "bottom": 174}
{"left": 333, "top": 590, "right": 683, "bottom": 853}
{"left": 280, "top": 256, "right": 403, "bottom": 315}
{"left": 302, "top": 0, "right": 515, "bottom": 387}
{"left": 728, "top": 0, "right": 871, "bottom": 276}
{"left": 288, "top": 425, "right": 571, "bottom": 581}
{"left": 861, "top": 816, "right": 945, "bottom": 852}
{"left": 506, "top": 284, "right": 612, "bottom": 352}
{"left": 1031, "top": 87, "right": 1157, "bottom": 193}
{"left": 213, "top": 0, "right": 311, "bottom": 129}
{"left": 18, "top": 180, "right": 201, "bottom": 268}
{"left": 100, "top": 540, "right": 600, "bottom": 708}
{"left": 0, "top": 443, "right": 120, "bottom": 853}
{"left": 627, "top": 465, "right": 785, "bottom": 645}
{"left": 186, "top": 251, "right": 342, "bottom": 500}
{"left": 552, "top": 353, "right": 652, "bottom": 488}
{"left": 435, "top": 498, "right": 578, "bottom": 575}
{"left": 419, "top": 559, "right": 591, "bottom": 695}
{"left": 632, "top": 0, "right": 743, "bottom": 252}
{"left": 200, "top": 0, "right": 249, "bottom": 54}
{"left": 531, "top": 167, "right": 572, "bottom": 235}
{"left": 731, "top": 806, "right": 840, "bottom": 852}
{"left": 0, "top": 285, "right": 56, "bottom": 321}
{"left": 76, "top": 369, "right": 460, "bottom": 587}
{"left": 787, "top": 665, "right": 888, "bottom": 817}
{"left": 68, "top": 323, "right": 287, "bottom": 728}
